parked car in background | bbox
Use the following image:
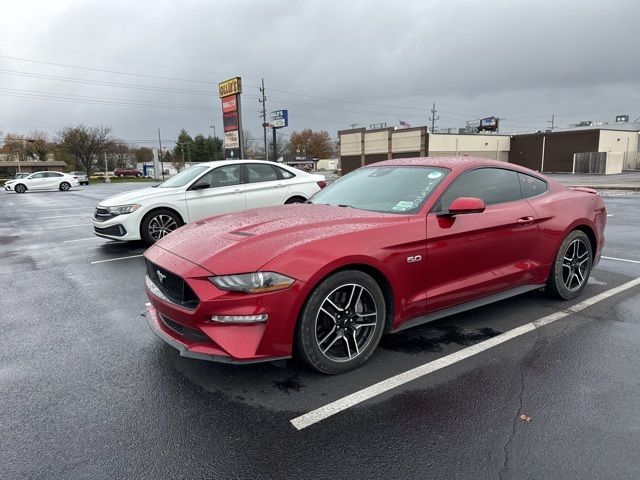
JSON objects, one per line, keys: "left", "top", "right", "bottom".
{"left": 93, "top": 160, "right": 326, "bottom": 245}
{"left": 70, "top": 171, "right": 89, "bottom": 185}
{"left": 4, "top": 171, "right": 80, "bottom": 193}
{"left": 114, "top": 167, "right": 143, "bottom": 178}
{"left": 143, "top": 157, "right": 606, "bottom": 373}
{"left": 14, "top": 172, "right": 29, "bottom": 179}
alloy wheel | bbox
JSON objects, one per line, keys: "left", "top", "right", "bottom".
{"left": 148, "top": 214, "right": 178, "bottom": 240}
{"left": 315, "top": 283, "right": 378, "bottom": 362}
{"left": 562, "top": 238, "right": 589, "bottom": 291}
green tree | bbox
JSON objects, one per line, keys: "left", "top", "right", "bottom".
{"left": 173, "top": 129, "right": 194, "bottom": 161}
{"left": 56, "top": 125, "right": 112, "bottom": 175}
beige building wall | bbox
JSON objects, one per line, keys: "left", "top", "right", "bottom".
{"left": 428, "top": 134, "right": 510, "bottom": 161}
{"left": 391, "top": 130, "right": 422, "bottom": 152}
{"left": 364, "top": 131, "right": 389, "bottom": 154}
{"left": 598, "top": 130, "right": 639, "bottom": 172}
{"left": 340, "top": 133, "right": 362, "bottom": 156}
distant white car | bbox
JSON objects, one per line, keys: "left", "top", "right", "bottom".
{"left": 93, "top": 160, "right": 327, "bottom": 245}
{"left": 4, "top": 171, "right": 80, "bottom": 193}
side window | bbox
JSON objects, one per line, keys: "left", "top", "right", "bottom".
{"left": 518, "top": 173, "right": 547, "bottom": 198}
{"left": 437, "top": 168, "right": 521, "bottom": 211}
{"left": 277, "top": 167, "right": 295, "bottom": 179}
{"left": 45, "top": 172, "right": 63, "bottom": 177}
{"left": 247, "top": 164, "right": 278, "bottom": 183}
{"left": 29, "top": 173, "right": 45, "bottom": 179}
{"left": 194, "top": 165, "right": 241, "bottom": 189}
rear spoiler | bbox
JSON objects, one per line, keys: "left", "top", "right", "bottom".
{"left": 569, "top": 186, "right": 598, "bottom": 194}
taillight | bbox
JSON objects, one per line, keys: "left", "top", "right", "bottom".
{"left": 317, "top": 180, "right": 327, "bottom": 189}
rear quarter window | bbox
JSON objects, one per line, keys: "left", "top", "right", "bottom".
{"left": 518, "top": 173, "right": 547, "bottom": 198}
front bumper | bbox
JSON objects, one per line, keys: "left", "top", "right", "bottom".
{"left": 143, "top": 246, "right": 309, "bottom": 363}
{"left": 92, "top": 209, "right": 143, "bottom": 241}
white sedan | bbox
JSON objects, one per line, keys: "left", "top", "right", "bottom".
{"left": 93, "top": 160, "right": 326, "bottom": 245}
{"left": 4, "top": 171, "right": 80, "bottom": 193}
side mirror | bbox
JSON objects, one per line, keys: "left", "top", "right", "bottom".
{"left": 438, "top": 197, "right": 486, "bottom": 216}
{"left": 190, "top": 180, "right": 209, "bottom": 191}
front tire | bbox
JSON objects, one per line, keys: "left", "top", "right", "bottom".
{"left": 295, "top": 270, "right": 386, "bottom": 374}
{"left": 59, "top": 182, "right": 71, "bottom": 191}
{"left": 546, "top": 230, "right": 592, "bottom": 300}
{"left": 285, "top": 196, "right": 306, "bottom": 204}
{"left": 140, "top": 209, "right": 182, "bottom": 245}
{"left": 14, "top": 183, "right": 27, "bottom": 193}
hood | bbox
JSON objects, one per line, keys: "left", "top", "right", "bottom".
{"left": 153, "top": 204, "right": 407, "bottom": 275}
{"left": 98, "top": 186, "right": 178, "bottom": 206}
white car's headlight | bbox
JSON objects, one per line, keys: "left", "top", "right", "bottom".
{"left": 208, "top": 272, "right": 295, "bottom": 293}
{"left": 107, "top": 204, "right": 141, "bottom": 215}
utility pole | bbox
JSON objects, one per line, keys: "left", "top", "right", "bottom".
{"left": 104, "top": 151, "right": 110, "bottom": 183}
{"left": 210, "top": 125, "right": 217, "bottom": 160}
{"left": 429, "top": 102, "right": 439, "bottom": 133}
{"left": 272, "top": 127, "right": 278, "bottom": 163}
{"left": 157, "top": 128, "right": 165, "bottom": 180}
{"left": 548, "top": 114, "right": 555, "bottom": 131}
{"left": 259, "top": 78, "right": 268, "bottom": 161}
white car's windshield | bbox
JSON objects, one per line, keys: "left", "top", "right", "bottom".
{"left": 156, "top": 165, "right": 209, "bottom": 188}
{"left": 310, "top": 166, "right": 448, "bottom": 214}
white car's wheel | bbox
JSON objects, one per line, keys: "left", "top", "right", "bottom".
{"left": 14, "top": 184, "right": 27, "bottom": 193}
{"left": 59, "top": 182, "right": 71, "bottom": 191}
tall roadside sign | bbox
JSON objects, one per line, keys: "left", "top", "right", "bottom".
{"left": 269, "top": 109, "right": 288, "bottom": 161}
{"left": 219, "top": 77, "right": 243, "bottom": 159}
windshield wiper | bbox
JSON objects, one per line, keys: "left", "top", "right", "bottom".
{"left": 337, "top": 204, "right": 354, "bottom": 208}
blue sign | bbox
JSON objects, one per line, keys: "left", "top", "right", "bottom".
{"left": 270, "top": 109, "right": 288, "bottom": 128}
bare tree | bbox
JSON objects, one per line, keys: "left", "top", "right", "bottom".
{"left": 56, "top": 125, "right": 112, "bottom": 175}
{"left": 26, "top": 130, "right": 52, "bottom": 161}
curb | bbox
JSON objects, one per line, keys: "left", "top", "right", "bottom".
{"left": 562, "top": 185, "right": 640, "bottom": 191}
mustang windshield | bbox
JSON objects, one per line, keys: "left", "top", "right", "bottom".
{"left": 157, "top": 165, "right": 209, "bottom": 188}
{"left": 310, "top": 166, "right": 448, "bottom": 214}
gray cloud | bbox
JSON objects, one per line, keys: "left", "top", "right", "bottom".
{"left": 2, "top": 0, "right": 639, "bottom": 148}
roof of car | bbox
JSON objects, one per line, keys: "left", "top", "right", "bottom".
{"left": 194, "top": 159, "right": 288, "bottom": 168}
{"left": 367, "top": 156, "right": 539, "bottom": 175}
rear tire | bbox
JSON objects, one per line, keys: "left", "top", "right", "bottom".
{"left": 140, "top": 209, "right": 182, "bottom": 245}
{"left": 14, "top": 183, "right": 26, "bottom": 193}
{"left": 295, "top": 270, "right": 385, "bottom": 374}
{"left": 59, "top": 182, "right": 71, "bottom": 191}
{"left": 546, "top": 230, "right": 592, "bottom": 300}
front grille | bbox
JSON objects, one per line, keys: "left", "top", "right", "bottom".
{"left": 146, "top": 259, "right": 199, "bottom": 309}
{"left": 94, "top": 206, "right": 116, "bottom": 222}
{"left": 160, "top": 315, "right": 210, "bottom": 343}
{"left": 94, "top": 224, "right": 127, "bottom": 237}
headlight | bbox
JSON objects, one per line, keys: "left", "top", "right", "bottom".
{"left": 107, "top": 204, "right": 141, "bottom": 215}
{"left": 208, "top": 272, "right": 295, "bottom": 293}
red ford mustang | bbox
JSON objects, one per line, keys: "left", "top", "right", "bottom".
{"left": 144, "top": 157, "right": 606, "bottom": 374}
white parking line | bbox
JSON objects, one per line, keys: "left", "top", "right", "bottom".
{"left": 43, "top": 224, "right": 92, "bottom": 230}
{"left": 602, "top": 256, "right": 640, "bottom": 265}
{"left": 63, "top": 237, "right": 103, "bottom": 243}
{"left": 290, "top": 277, "right": 640, "bottom": 430}
{"left": 36, "top": 214, "right": 88, "bottom": 220}
{"left": 91, "top": 254, "right": 144, "bottom": 264}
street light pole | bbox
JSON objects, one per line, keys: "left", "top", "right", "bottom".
{"left": 210, "top": 125, "right": 217, "bottom": 161}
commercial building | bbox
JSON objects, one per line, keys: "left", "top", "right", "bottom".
{"left": 338, "top": 126, "right": 509, "bottom": 175}
{"left": 510, "top": 128, "right": 639, "bottom": 174}
{"left": 338, "top": 124, "right": 639, "bottom": 175}
{"left": 0, "top": 160, "right": 68, "bottom": 177}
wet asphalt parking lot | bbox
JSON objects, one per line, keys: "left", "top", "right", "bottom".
{"left": 1, "top": 183, "right": 639, "bottom": 479}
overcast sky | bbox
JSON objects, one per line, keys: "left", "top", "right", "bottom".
{"left": 1, "top": 0, "right": 639, "bottom": 149}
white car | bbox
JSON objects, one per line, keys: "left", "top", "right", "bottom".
{"left": 4, "top": 171, "right": 80, "bottom": 193}
{"left": 93, "top": 160, "right": 326, "bottom": 245}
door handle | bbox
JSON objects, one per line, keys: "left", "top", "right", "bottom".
{"left": 276, "top": 183, "right": 285, "bottom": 188}
{"left": 516, "top": 216, "right": 535, "bottom": 225}
{"left": 232, "top": 188, "right": 242, "bottom": 194}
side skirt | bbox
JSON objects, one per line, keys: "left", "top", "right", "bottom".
{"left": 391, "top": 284, "right": 545, "bottom": 333}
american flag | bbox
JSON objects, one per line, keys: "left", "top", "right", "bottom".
{"left": 399, "top": 120, "right": 410, "bottom": 128}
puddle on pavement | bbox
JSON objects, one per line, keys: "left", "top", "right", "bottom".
{"left": 380, "top": 325, "right": 502, "bottom": 354}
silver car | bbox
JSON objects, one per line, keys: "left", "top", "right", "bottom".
{"left": 70, "top": 171, "right": 89, "bottom": 185}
